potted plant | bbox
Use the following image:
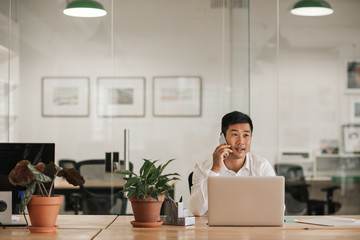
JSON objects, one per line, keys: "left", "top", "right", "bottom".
{"left": 8, "top": 160, "right": 84, "bottom": 233}
{"left": 117, "top": 159, "right": 179, "bottom": 227}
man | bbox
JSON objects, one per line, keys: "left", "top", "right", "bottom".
{"left": 189, "top": 111, "right": 276, "bottom": 216}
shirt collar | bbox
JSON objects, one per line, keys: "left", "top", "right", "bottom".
{"left": 222, "top": 152, "right": 251, "bottom": 174}
{"left": 243, "top": 152, "right": 251, "bottom": 171}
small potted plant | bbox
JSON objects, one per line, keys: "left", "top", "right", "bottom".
{"left": 8, "top": 160, "right": 84, "bottom": 233}
{"left": 117, "top": 159, "right": 179, "bottom": 227}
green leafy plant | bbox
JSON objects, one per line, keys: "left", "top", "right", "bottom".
{"left": 117, "top": 159, "right": 180, "bottom": 200}
{"left": 8, "top": 160, "right": 85, "bottom": 213}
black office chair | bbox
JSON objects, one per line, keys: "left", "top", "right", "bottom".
{"left": 58, "top": 159, "right": 80, "bottom": 213}
{"left": 274, "top": 164, "right": 341, "bottom": 215}
{"left": 77, "top": 159, "right": 133, "bottom": 215}
{"left": 58, "top": 159, "right": 77, "bottom": 169}
{"left": 188, "top": 172, "right": 194, "bottom": 194}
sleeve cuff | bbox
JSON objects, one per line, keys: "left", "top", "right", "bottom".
{"left": 209, "top": 170, "right": 220, "bottom": 176}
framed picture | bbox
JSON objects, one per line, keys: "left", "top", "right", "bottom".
{"left": 350, "top": 98, "right": 360, "bottom": 123}
{"left": 345, "top": 61, "right": 360, "bottom": 93}
{"left": 153, "top": 76, "right": 202, "bottom": 117}
{"left": 97, "top": 77, "right": 145, "bottom": 117}
{"left": 42, "top": 77, "right": 89, "bottom": 117}
{"left": 342, "top": 124, "right": 360, "bottom": 154}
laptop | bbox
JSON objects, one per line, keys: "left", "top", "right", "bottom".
{"left": 208, "top": 176, "right": 284, "bottom": 226}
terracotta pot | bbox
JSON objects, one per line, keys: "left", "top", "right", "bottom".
{"left": 27, "top": 195, "right": 63, "bottom": 233}
{"left": 130, "top": 195, "right": 165, "bottom": 222}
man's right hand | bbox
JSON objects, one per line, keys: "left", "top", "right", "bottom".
{"left": 211, "top": 144, "right": 232, "bottom": 173}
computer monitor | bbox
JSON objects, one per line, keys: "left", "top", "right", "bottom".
{"left": 0, "top": 143, "right": 55, "bottom": 213}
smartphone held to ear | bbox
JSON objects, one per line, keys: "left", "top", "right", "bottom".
{"left": 219, "top": 134, "right": 228, "bottom": 159}
{"left": 219, "top": 134, "right": 227, "bottom": 145}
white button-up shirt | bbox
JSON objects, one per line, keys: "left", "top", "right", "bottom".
{"left": 189, "top": 152, "right": 276, "bottom": 216}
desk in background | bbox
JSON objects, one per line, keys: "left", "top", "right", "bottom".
{"left": 53, "top": 178, "right": 175, "bottom": 215}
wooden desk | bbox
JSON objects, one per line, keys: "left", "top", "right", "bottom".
{"left": 99, "top": 215, "right": 360, "bottom": 240}
{"left": 0, "top": 215, "right": 117, "bottom": 240}
{"left": 0, "top": 229, "right": 100, "bottom": 240}
{"left": 1, "top": 215, "right": 360, "bottom": 240}
{"left": 54, "top": 178, "right": 125, "bottom": 189}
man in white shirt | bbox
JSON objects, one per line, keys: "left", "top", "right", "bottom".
{"left": 189, "top": 111, "right": 276, "bottom": 216}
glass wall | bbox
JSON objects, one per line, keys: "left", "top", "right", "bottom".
{"left": 2, "top": 0, "right": 359, "bottom": 215}
{"left": 251, "top": 0, "right": 360, "bottom": 215}
{"left": 1, "top": 0, "right": 250, "bottom": 214}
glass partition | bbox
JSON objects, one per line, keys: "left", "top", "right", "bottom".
{"left": 250, "top": 0, "right": 360, "bottom": 215}
{"left": 1, "top": 0, "right": 250, "bottom": 214}
{"left": 5, "top": 0, "right": 359, "bottom": 216}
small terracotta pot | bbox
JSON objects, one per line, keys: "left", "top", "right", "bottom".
{"left": 130, "top": 195, "right": 165, "bottom": 222}
{"left": 27, "top": 195, "right": 63, "bottom": 233}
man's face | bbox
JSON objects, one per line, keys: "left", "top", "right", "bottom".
{"left": 225, "top": 123, "right": 252, "bottom": 160}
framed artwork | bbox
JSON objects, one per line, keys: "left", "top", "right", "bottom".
{"left": 97, "top": 77, "right": 145, "bottom": 117}
{"left": 342, "top": 124, "right": 360, "bottom": 154}
{"left": 153, "top": 76, "right": 202, "bottom": 117}
{"left": 345, "top": 61, "right": 360, "bottom": 93}
{"left": 42, "top": 77, "right": 89, "bottom": 117}
{"left": 350, "top": 98, "right": 360, "bottom": 123}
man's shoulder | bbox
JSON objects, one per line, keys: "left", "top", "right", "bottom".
{"left": 248, "top": 152, "right": 270, "bottom": 164}
{"left": 196, "top": 156, "right": 213, "bottom": 169}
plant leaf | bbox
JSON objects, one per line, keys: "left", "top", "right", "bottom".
{"left": 117, "top": 170, "right": 135, "bottom": 175}
{"left": 19, "top": 181, "right": 37, "bottom": 213}
{"left": 124, "top": 176, "right": 140, "bottom": 190}
{"left": 27, "top": 164, "right": 52, "bottom": 183}
{"left": 159, "top": 159, "right": 175, "bottom": 175}
{"left": 127, "top": 188, "right": 137, "bottom": 199}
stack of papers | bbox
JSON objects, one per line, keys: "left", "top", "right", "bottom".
{"left": 296, "top": 217, "right": 360, "bottom": 227}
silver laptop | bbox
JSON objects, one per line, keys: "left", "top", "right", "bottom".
{"left": 208, "top": 176, "right": 284, "bottom": 226}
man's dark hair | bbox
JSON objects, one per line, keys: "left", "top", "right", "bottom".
{"left": 221, "top": 111, "right": 253, "bottom": 135}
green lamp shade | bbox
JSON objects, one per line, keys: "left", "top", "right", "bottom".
{"left": 291, "top": 0, "right": 334, "bottom": 16}
{"left": 63, "top": 0, "right": 107, "bottom": 18}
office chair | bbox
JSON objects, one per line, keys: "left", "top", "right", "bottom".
{"left": 274, "top": 163, "right": 341, "bottom": 215}
{"left": 77, "top": 159, "right": 133, "bottom": 215}
{"left": 58, "top": 159, "right": 80, "bottom": 213}
{"left": 58, "top": 159, "right": 77, "bottom": 169}
{"left": 188, "top": 172, "right": 194, "bottom": 194}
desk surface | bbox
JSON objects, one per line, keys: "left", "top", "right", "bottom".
{"left": 54, "top": 177, "right": 125, "bottom": 189}
{"left": 2, "top": 215, "right": 360, "bottom": 240}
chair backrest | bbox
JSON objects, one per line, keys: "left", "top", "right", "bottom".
{"left": 274, "top": 163, "right": 309, "bottom": 214}
{"left": 274, "top": 164, "right": 305, "bottom": 181}
{"left": 77, "top": 159, "right": 106, "bottom": 180}
{"left": 58, "top": 159, "right": 77, "bottom": 169}
{"left": 80, "top": 185, "right": 118, "bottom": 215}
{"left": 77, "top": 159, "right": 133, "bottom": 215}
{"left": 188, "top": 172, "right": 193, "bottom": 194}
{"left": 77, "top": 159, "right": 134, "bottom": 179}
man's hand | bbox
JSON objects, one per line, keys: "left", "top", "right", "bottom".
{"left": 211, "top": 144, "right": 232, "bottom": 173}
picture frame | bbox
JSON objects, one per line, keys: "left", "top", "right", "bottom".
{"left": 342, "top": 124, "right": 360, "bottom": 154}
{"left": 42, "top": 77, "right": 90, "bottom": 117}
{"left": 350, "top": 98, "right": 360, "bottom": 123}
{"left": 152, "top": 76, "right": 202, "bottom": 117}
{"left": 345, "top": 61, "right": 360, "bottom": 93}
{"left": 97, "top": 77, "right": 145, "bottom": 117}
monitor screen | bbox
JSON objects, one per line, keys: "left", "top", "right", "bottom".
{"left": 0, "top": 143, "right": 55, "bottom": 213}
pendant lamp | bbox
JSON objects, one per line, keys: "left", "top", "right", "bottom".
{"left": 63, "top": 0, "right": 107, "bottom": 18}
{"left": 290, "top": 0, "right": 334, "bottom": 17}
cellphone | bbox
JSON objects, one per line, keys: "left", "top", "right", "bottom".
{"left": 219, "top": 134, "right": 228, "bottom": 159}
{"left": 219, "top": 134, "right": 227, "bottom": 145}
